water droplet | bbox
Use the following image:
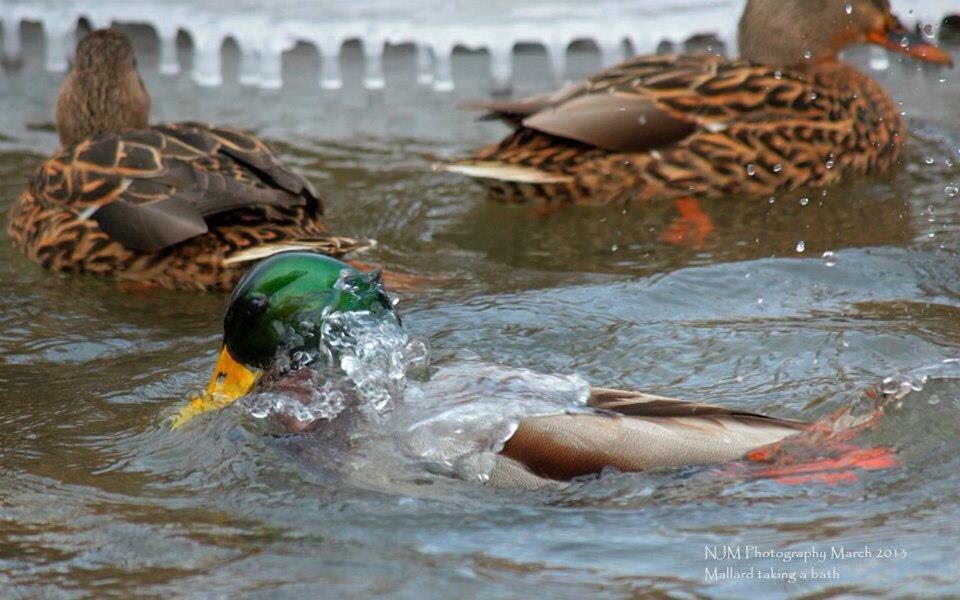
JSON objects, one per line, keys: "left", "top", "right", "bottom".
{"left": 746, "top": 163, "right": 757, "bottom": 176}
{"left": 772, "top": 163, "right": 783, "bottom": 173}
{"left": 881, "top": 377, "right": 898, "bottom": 395}
{"left": 822, "top": 250, "right": 836, "bottom": 266}
{"left": 924, "top": 156, "right": 935, "bottom": 165}
{"left": 844, "top": 2, "right": 853, "bottom": 15}
{"left": 923, "top": 24, "right": 935, "bottom": 37}
{"left": 799, "top": 197, "right": 809, "bottom": 206}
{"left": 945, "top": 185, "right": 958, "bottom": 197}
{"left": 795, "top": 240, "right": 806, "bottom": 253}
{"left": 900, "top": 37, "right": 910, "bottom": 48}
{"left": 869, "top": 52, "right": 890, "bottom": 70}
{"left": 825, "top": 159, "right": 835, "bottom": 170}
{"left": 610, "top": 244, "right": 619, "bottom": 252}
{"left": 803, "top": 50, "right": 813, "bottom": 60}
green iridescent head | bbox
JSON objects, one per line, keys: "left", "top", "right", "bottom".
{"left": 170, "top": 252, "right": 398, "bottom": 429}
{"left": 223, "top": 252, "right": 396, "bottom": 370}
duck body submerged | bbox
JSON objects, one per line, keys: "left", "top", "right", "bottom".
{"left": 175, "top": 252, "right": 809, "bottom": 489}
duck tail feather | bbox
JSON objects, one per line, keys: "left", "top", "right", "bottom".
{"left": 223, "top": 237, "right": 376, "bottom": 265}
{"left": 434, "top": 161, "right": 573, "bottom": 184}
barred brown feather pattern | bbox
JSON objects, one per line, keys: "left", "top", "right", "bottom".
{"left": 468, "top": 55, "right": 904, "bottom": 204}
{"left": 7, "top": 123, "right": 363, "bottom": 291}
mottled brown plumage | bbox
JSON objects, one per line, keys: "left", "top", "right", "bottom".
{"left": 7, "top": 29, "right": 369, "bottom": 291}
{"left": 54, "top": 28, "right": 150, "bottom": 148}
{"left": 446, "top": 0, "right": 953, "bottom": 205}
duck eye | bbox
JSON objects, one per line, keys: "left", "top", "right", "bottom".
{"left": 245, "top": 293, "right": 268, "bottom": 316}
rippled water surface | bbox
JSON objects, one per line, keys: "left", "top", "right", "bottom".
{"left": 1, "top": 24, "right": 960, "bottom": 598}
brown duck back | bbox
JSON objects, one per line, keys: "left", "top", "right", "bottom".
{"left": 7, "top": 123, "right": 364, "bottom": 291}
{"left": 462, "top": 55, "right": 903, "bottom": 205}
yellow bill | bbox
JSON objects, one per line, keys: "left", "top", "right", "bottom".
{"left": 169, "top": 345, "right": 260, "bottom": 429}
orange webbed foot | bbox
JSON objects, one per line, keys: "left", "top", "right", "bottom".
{"left": 115, "top": 280, "right": 161, "bottom": 294}
{"left": 659, "top": 198, "right": 714, "bottom": 248}
{"left": 527, "top": 203, "right": 565, "bottom": 218}
{"left": 742, "top": 446, "right": 899, "bottom": 486}
{"left": 720, "top": 402, "right": 897, "bottom": 486}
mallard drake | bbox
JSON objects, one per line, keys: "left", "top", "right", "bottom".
{"left": 443, "top": 0, "right": 953, "bottom": 207}
{"left": 6, "top": 29, "right": 368, "bottom": 291}
{"left": 171, "top": 251, "right": 816, "bottom": 489}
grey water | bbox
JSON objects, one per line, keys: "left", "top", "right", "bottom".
{"left": 1, "top": 22, "right": 959, "bottom": 598}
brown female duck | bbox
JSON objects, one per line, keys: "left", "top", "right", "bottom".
{"left": 444, "top": 0, "right": 953, "bottom": 211}
{"left": 7, "top": 29, "right": 367, "bottom": 291}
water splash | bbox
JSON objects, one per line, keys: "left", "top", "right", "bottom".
{"left": 228, "top": 264, "right": 590, "bottom": 483}
{"left": 244, "top": 311, "right": 429, "bottom": 423}
{"left": 241, "top": 269, "right": 429, "bottom": 425}
{"left": 395, "top": 362, "right": 592, "bottom": 482}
